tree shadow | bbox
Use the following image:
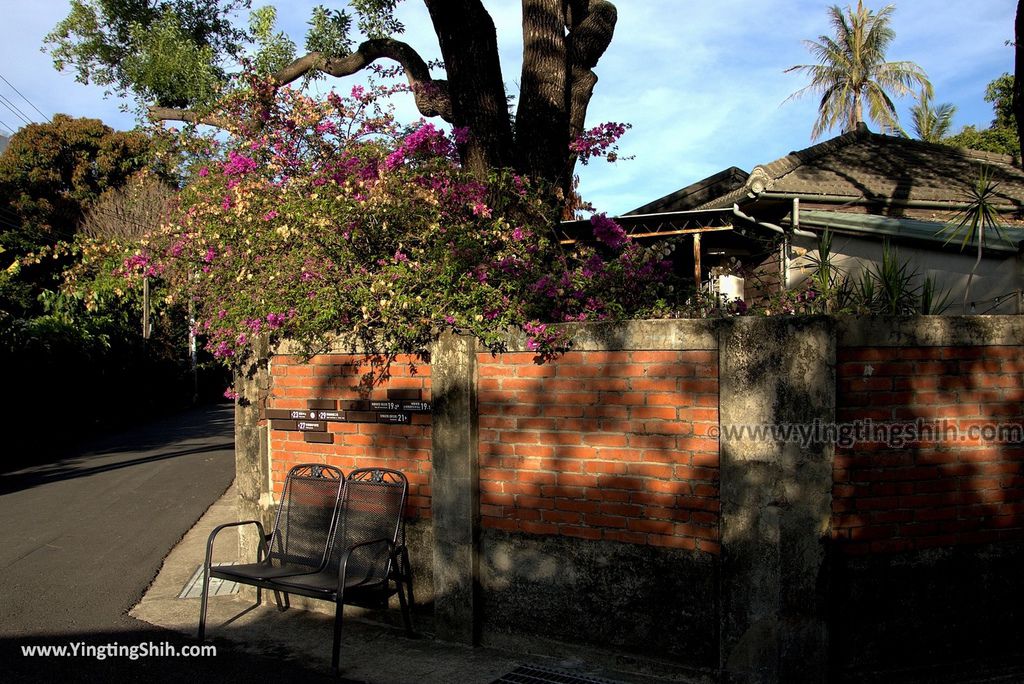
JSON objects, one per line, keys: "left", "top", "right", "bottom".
{"left": 829, "top": 316, "right": 1024, "bottom": 678}
{"left": 261, "top": 338, "right": 720, "bottom": 674}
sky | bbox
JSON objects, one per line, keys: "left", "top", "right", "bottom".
{"left": 0, "top": 0, "right": 1017, "bottom": 215}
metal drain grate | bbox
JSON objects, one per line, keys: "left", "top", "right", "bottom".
{"left": 492, "top": 665, "right": 625, "bottom": 684}
{"left": 178, "top": 562, "right": 240, "bottom": 599}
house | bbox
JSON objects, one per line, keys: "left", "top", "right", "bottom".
{"left": 574, "top": 124, "right": 1024, "bottom": 314}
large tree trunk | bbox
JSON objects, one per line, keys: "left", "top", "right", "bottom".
{"left": 424, "top": 0, "right": 514, "bottom": 177}
{"left": 515, "top": 0, "right": 617, "bottom": 206}
{"left": 516, "top": 1, "right": 570, "bottom": 192}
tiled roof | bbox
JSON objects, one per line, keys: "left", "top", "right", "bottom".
{"left": 626, "top": 166, "right": 748, "bottom": 214}
{"left": 697, "top": 126, "right": 1024, "bottom": 210}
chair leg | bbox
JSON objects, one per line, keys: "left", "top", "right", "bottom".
{"left": 331, "top": 599, "right": 345, "bottom": 671}
{"left": 396, "top": 580, "right": 413, "bottom": 636}
{"left": 272, "top": 589, "right": 290, "bottom": 611}
{"left": 198, "top": 562, "right": 212, "bottom": 640}
{"left": 402, "top": 547, "right": 416, "bottom": 611}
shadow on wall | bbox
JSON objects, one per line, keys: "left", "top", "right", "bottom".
{"left": 830, "top": 316, "right": 1024, "bottom": 675}
{"left": 473, "top": 349, "right": 720, "bottom": 667}
{"left": 264, "top": 343, "right": 722, "bottom": 672}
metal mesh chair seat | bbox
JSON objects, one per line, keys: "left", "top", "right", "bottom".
{"left": 270, "top": 467, "right": 414, "bottom": 670}
{"left": 263, "top": 567, "right": 388, "bottom": 596}
{"left": 197, "top": 464, "right": 414, "bottom": 672}
{"left": 198, "top": 463, "right": 345, "bottom": 641}
{"left": 210, "top": 560, "right": 325, "bottom": 584}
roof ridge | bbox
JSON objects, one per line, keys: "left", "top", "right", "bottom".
{"left": 866, "top": 129, "right": 1020, "bottom": 167}
{"left": 748, "top": 127, "right": 869, "bottom": 192}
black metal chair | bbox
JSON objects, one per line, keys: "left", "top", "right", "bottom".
{"left": 198, "top": 462, "right": 345, "bottom": 640}
{"left": 268, "top": 467, "right": 414, "bottom": 670}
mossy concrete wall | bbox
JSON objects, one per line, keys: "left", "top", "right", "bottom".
{"left": 233, "top": 316, "right": 1024, "bottom": 682}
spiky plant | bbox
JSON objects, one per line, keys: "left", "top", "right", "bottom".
{"left": 938, "top": 166, "right": 1005, "bottom": 313}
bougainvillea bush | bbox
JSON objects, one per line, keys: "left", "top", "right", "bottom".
{"left": 111, "top": 79, "right": 675, "bottom": 386}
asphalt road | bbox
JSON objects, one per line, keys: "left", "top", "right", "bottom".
{"left": 0, "top": 404, "right": 343, "bottom": 682}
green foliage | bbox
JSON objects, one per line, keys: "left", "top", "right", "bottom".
{"left": 0, "top": 114, "right": 159, "bottom": 320}
{"left": 919, "top": 274, "right": 951, "bottom": 315}
{"left": 942, "top": 74, "right": 1020, "bottom": 157}
{"left": 985, "top": 73, "right": 1015, "bottom": 130}
{"left": 943, "top": 125, "right": 1020, "bottom": 157}
{"left": 0, "top": 226, "right": 212, "bottom": 452}
{"left": 911, "top": 88, "right": 956, "bottom": 142}
{"left": 45, "top": 0, "right": 251, "bottom": 108}
{"left": 785, "top": 0, "right": 931, "bottom": 139}
{"left": 938, "top": 166, "right": 1006, "bottom": 312}
{"left": 350, "top": 0, "right": 405, "bottom": 39}
{"left": 870, "top": 240, "right": 918, "bottom": 315}
{"left": 938, "top": 166, "right": 1005, "bottom": 250}
{"left": 0, "top": 115, "right": 153, "bottom": 240}
{"left": 45, "top": 0, "right": 407, "bottom": 111}
{"left": 773, "top": 232, "right": 948, "bottom": 316}
{"left": 803, "top": 230, "right": 848, "bottom": 312}
{"left": 249, "top": 6, "right": 297, "bottom": 77}
{"left": 121, "top": 9, "right": 224, "bottom": 108}
{"left": 305, "top": 6, "right": 354, "bottom": 59}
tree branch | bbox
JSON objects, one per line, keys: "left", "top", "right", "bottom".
{"left": 566, "top": 1, "right": 616, "bottom": 151}
{"left": 277, "top": 39, "right": 452, "bottom": 121}
{"left": 148, "top": 38, "right": 452, "bottom": 127}
{"left": 146, "top": 106, "right": 233, "bottom": 129}
{"left": 568, "top": 0, "right": 617, "bottom": 70}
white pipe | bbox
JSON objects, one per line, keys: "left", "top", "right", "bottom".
{"left": 731, "top": 204, "right": 816, "bottom": 238}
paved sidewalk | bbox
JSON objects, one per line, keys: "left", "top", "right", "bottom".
{"left": 131, "top": 482, "right": 692, "bottom": 684}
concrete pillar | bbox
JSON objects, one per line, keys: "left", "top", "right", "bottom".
{"left": 718, "top": 317, "right": 836, "bottom": 683}
{"left": 233, "top": 343, "right": 272, "bottom": 564}
{"left": 429, "top": 332, "right": 480, "bottom": 644}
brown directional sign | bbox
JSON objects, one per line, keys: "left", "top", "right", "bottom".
{"left": 376, "top": 412, "right": 411, "bottom": 425}
{"left": 340, "top": 400, "right": 370, "bottom": 411}
{"left": 266, "top": 409, "right": 315, "bottom": 420}
{"left": 309, "top": 409, "right": 345, "bottom": 422}
{"left": 386, "top": 389, "right": 422, "bottom": 401}
{"left": 270, "top": 419, "right": 327, "bottom": 432}
{"left": 271, "top": 391, "right": 428, "bottom": 432}
{"left": 303, "top": 432, "right": 334, "bottom": 444}
{"left": 307, "top": 399, "right": 337, "bottom": 410}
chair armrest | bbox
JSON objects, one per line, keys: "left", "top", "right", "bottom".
{"left": 205, "top": 520, "right": 270, "bottom": 566}
{"left": 336, "top": 538, "right": 394, "bottom": 591}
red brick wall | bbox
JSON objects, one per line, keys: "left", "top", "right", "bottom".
{"left": 834, "top": 346, "right": 1024, "bottom": 553}
{"left": 477, "top": 350, "right": 720, "bottom": 553}
{"left": 267, "top": 354, "right": 432, "bottom": 518}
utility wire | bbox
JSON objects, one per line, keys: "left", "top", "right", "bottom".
{"left": 0, "top": 116, "right": 14, "bottom": 135}
{"left": 0, "top": 93, "right": 33, "bottom": 126}
{"left": 0, "top": 72, "right": 51, "bottom": 123}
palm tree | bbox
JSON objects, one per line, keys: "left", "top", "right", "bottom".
{"left": 910, "top": 88, "right": 956, "bottom": 142}
{"left": 785, "top": 1, "right": 932, "bottom": 140}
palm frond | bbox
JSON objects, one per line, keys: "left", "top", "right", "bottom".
{"left": 784, "top": 0, "right": 930, "bottom": 140}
